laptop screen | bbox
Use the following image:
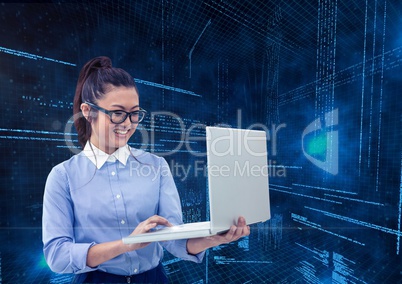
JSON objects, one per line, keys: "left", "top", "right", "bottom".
{"left": 206, "top": 127, "right": 271, "bottom": 234}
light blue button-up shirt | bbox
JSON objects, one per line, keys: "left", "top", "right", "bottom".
{"left": 42, "top": 142, "right": 204, "bottom": 276}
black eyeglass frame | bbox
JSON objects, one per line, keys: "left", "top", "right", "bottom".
{"left": 84, "top": 101, "right": 147, "bottom": 124}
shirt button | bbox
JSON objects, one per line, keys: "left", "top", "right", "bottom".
{"left": 121, "top": 220, "right": 125, "bottom": 224}
{"left": 134, "top": 269, "right": 138, "bottom": 273}
{"left": 111, "top": 171, "right": 116, "bottom": 176}
{"left": 116, "top": 194, "right": 121, "bottom": 199}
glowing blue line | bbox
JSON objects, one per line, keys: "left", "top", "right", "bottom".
{"left": 270, "top": 183, "right": 293, "bottom": 189}
{"left": 159, "top": 139, "right": 196, "bottom": 144}
{"left": 292, "top": 216, "right": 366, "bottom": 246}
{"left": 367, "top": 0, "right": 379, "bottom": 170}
{"left": 376, "top": 0, "right": 386, "bottom": 193}
{"left": 323, "top": 193, "right": 384, "bottom": 206}
{"left": 359, "top": 0, "right": 369, "bottom": 177}
{"left": 305, "top": 206, "right": 402, "bottom": 237}
{"left": 0, "top": 128, "right": 76, "bottom": 136}
{"left": 0, "top": 135, "right": 75, "bottom": 142}
{"left": 278, "top": 165, "right": 303, "bottom": 169}
{"left": 0, "top": 46, "right": 76, "bottom": 66}
{"left": 398, "top": 152, "right": 402, "bottom": 255}
{"left": 213, "top": 260, "right": 272, "bottom": 264}
{"left": 314, "top": 0, "right": 321, "bottom": 117}
{"left": 134, "top": 78, "right": 202, "bottom": 97}
{"left": 329, "top": 0, "right": 338, "bottom": 175}
{"left": 56, "top": 145, "right": 80, "bottom": 149}
{"left": 189, "top": 19, "right": 211, "bottom": 78}
{"left": 151, "top": 149, "right": 201, "bottom": 154}
{"left": 0, "top": 47, "right": 200, "bottom": 97}
{"left": 293, "top": 183, "right": 357, "bottom": 195}
{"left": 270, "top": 187, "right": 342, "bottom": 204}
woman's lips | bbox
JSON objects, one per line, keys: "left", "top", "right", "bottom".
{"left": 114, "top": 128, "right": 130, "bottom": 135}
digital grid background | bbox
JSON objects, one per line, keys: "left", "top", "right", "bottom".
{"left": 0, "top": 1, "right": 401, "bottom": 283}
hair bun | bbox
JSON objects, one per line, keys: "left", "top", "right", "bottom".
{"left": 90, "top": 56, "right": 113, "bottom": 70}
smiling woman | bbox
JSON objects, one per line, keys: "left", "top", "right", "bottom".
{"left": 72, "top": 57, "right": 142, "bottom": 154}
{"left": 42, "top": 56, "right": 250, "bottom": 284}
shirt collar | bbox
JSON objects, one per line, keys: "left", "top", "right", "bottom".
{"left": 82, "top": 142, "right": 131, "bottom": 169}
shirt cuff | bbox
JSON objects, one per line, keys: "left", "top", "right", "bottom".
{"left": 71, "top": 242, "right": 99, "bottom": 274}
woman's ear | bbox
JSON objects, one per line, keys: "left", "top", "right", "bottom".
{"left": 80, "top": 103, "right": 92, "bottom": 122}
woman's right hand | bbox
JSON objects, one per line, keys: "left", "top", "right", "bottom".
{"left": 87, "top": 215, "right": 172, "bottom": 267}
{"left": 125, "top": 215, "right": 173, "bottom": 251}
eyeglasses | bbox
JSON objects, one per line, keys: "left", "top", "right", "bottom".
{"left": 85, "top": 102, "right": 147, "bottom": 124}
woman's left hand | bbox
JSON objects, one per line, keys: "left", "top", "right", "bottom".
{"left": 207, "top": 216, "right": 250, "bottom": 246}
{"left": 186, "top": 216, "right": 250, "bottom": 255}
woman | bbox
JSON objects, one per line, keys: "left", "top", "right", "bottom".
{"left": 42, "top": 56, "right": 250, "bottom": 283}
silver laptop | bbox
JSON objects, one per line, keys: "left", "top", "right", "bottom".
{"left": 122, "top": 126, "right": 270, "bottom": 244}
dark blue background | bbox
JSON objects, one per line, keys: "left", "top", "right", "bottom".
{"left": 0, "top": 1, "right": 401, "bottom": 283}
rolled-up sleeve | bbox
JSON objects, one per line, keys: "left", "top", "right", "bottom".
{"left": 42, "top": 166, "right": 97, "bottom": 274}
{"left": 164, "top": 239, "right": 206, "bottom": 263}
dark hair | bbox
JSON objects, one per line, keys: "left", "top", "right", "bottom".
{"left": 73, "top": 56, "right": 138, "bottom": 148}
